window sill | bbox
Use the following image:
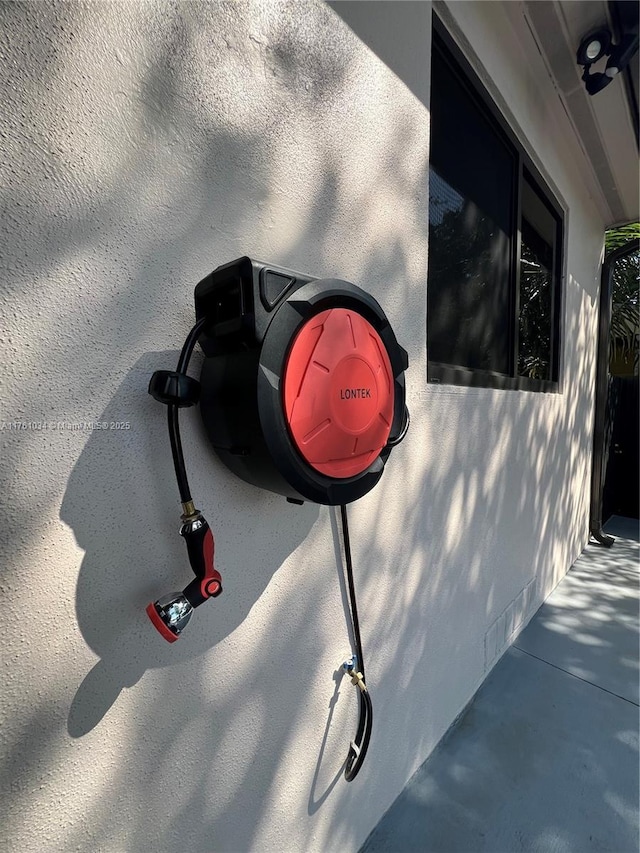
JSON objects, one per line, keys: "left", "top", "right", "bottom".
{"left": 427, "top": 362, "right": 560, "bottom": 394}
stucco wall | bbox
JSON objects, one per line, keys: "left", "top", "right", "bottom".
{"left": 0, "top": 2, "right": 604, "bottom": 852}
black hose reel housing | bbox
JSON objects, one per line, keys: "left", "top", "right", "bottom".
{"left": 195, "top": 257, "right": 409, "bottom": 506}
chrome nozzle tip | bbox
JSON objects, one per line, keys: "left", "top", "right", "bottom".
{"left": 147, "top": 593, "right": 193, "bottom": 642}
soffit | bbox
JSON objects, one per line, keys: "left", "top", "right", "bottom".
{"left": 525, "top": 0, "right": 639, "bottom": 226}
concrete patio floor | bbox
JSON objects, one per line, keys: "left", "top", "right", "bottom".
{"left": 360, "top": 516, "right": 640, "bottom": 853}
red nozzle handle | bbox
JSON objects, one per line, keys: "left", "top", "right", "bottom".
{"left": 182, "top": 517, "right": 223, "bottom": 605}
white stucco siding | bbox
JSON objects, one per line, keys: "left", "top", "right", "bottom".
{"left": 436, "top": 0, "right": 604, "bottom": 588}
{"left": 0, "top": 2, "right": 604, "bottom": 852}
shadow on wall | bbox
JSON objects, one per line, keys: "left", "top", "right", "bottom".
{"left": 1, "top": 1, "right": 609, "bottom": 851}
{"left": 62, "top": 353, "right": 319, "bottom": 738}
{"left": 339, "top": 270, "right": 600, "bottom": 806}
{"left": 1, "top": 1, "right": 435, "bottom": 848}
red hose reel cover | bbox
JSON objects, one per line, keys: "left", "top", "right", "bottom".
{"left": 283, "top": 308, "right": 394, "bottom": 478}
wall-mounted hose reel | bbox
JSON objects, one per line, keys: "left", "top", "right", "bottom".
{"left": 194, "top": 256, "right": 408, "bottom": 504}
{"left": 147, "top": 256, "right": 409, "bottom": 780}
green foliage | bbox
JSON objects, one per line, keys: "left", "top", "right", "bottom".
{"left": 605, "top": 223, "right": 639, "bottom": 369}
{"left": 605, "top": 222, "right": 640, "bottom": 253}
{"left": 518, "top": 234, "right": 552, "bottom": 379}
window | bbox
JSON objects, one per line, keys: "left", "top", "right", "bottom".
{"left": 427, "top": 21, "right": 563, "bottom": 392}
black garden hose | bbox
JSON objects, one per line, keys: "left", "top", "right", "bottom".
{"left": 340, "top": 503, "right": 373, "bottom": 782}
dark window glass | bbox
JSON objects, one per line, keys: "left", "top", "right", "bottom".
{"left": 428, "top": 23, "right": 563, "bottom": 392}
{"left": 517, "top": 174, "right": 558, "bottom": 381}
{"left": 428, "top": 47, "right": 515, "bottom": 375}
{"left": 518, "top": 222, "right": 552, "bottom": 380}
